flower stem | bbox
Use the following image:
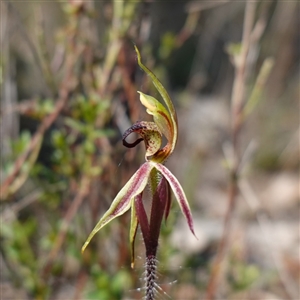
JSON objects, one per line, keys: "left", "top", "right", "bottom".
{"left": 135, "top": 173, "right": 169, "bottom": 299}
{"left": 145, "top": 255, "right": 157, "bottom": 300}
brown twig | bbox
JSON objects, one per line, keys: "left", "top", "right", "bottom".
{"left": 2, "top": 189, "right": 43, "bottom": 222}
{"left": 4, "top": 1, "right": 53, "bottom": 96}
{"left": 205, "top": 2, "right": 257, "bottom": 299}
{"left": 73, "top": 269, "right": 88, "bottom": 300}
{"left": 0, "top": 51, "right": 78, "bottom": 200}
{"left": 119, "top": 42, "right": 140, "bottom": 122}
{"left": 185, "top": 0, "right": 231, "bottom": 13}
{"left": 35, "top": 4, "right": 57, "bottom": 93}
{"left": 179, "top": 1, "right": 231, "bottom": 48}
{"left": 42, "top": 175, "right": 91, "bottom": 279}
{"left": 239, "top": 179, "right": 297, "bottom": 299}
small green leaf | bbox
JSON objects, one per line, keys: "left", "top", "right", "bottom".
{"left": 243, "top": 58, "right": 274, "bottom": 118}
{"left": 64, "top": 118, "right": 85, "bottom": 133}
{"left": 225, "top": 42, "right": 242, "bottom": 56}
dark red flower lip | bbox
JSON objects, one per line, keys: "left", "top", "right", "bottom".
{"left": 122, "top": 123, "right": 144, "bottom": 148}
{"left": 122, "top": 121, "right": 162, "bottom": 160}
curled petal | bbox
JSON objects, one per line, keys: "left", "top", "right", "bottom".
{"left": 152, "top": 162, "right": 196, "bottom": 237}
{"left": 123, "top": 137, "right": 144, "bottom": 148}
{"left": 82, "top": 162, "right": 154, "bottom": 253}
{"left": 122, "top": 121, "right": 162, "bottom": 159}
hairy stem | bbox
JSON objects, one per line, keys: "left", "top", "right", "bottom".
{"left": 135, "top": 173, "right": 168, "bottom": 299}
{"left": 145, "top": 255, "right": 157, "bottom": 300}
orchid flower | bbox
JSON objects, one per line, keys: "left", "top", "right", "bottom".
{"left": 82, "top": 46, "right": 196, "bottom": 298}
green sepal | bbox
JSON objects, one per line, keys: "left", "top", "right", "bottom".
{"left": 134, "top": 45, "right": 178, "bottom": 159}
{"left": 129, "top": 197, "right": 139, "bottom": 269}
{"left": 138, "top": 92, "right": 172, "bottom": 143}
{"left": 81, "top": 162, "right": 154, "bottom": 253}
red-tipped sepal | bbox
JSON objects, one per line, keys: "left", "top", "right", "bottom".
{"left": 82, "top": 162, "right": 154, "bottom": 253}
{"left": 152, "top": 162, "right": 197, "bottom": 238}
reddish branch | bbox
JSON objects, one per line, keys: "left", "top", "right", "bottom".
{"left": 42, "top": 176, "right": 91, "bottom": 279}
{"left": 205, "top": 2, "right": 256, "bottom": 299}
{"left": 0, "top": 55, "right": 78, "bottom": 200}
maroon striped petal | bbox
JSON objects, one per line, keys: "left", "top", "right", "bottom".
{"left": 147, "top": 176, "right": 168, "bottom": 257}
{"left": 152, "top": 162, "right": 196, "bottom": 237}
{"left": 82, "top": 162, "right": 154, "bottom": 252}
{"left": 164, "top": 181, "right": 172, "bottom": 222}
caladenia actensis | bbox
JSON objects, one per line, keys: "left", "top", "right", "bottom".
{"left": 82, "top": 46, "right": 196, "bottom": 299}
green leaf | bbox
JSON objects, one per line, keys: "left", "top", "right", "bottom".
{"left": 243, "top": 58, "right": 274, "bottom": 117}
{"left": 64, "top": 118, "right": 85, "bottom": 133}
